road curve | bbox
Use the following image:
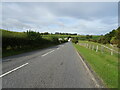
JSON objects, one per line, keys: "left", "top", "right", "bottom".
{"left": 2, "top": 42, "right": 97, "bottom": 88}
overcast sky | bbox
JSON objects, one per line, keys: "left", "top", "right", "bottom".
{"left": 2, "top": 2, "right": 118, "bottom": 35}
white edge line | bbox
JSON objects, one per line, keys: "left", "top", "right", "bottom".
{"left": 75, "top": 50, "right": 100, "bottom": 88}
{"left": 0, "top": 63, "right": 29, "bottom": 78}
{"left": 42, "top": 50, "right": 55, "bottom": 57}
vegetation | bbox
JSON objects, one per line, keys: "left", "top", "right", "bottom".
{"left": 71, "top": 37, "right": 78, "bottom": 44}
{"left": 97, "top": 27, "right": 120, "bottom": 48}
{"left": 42, "top": 34, "right": 100, "bottom": 41}
{"left": 72, "top": 27, "right": 120, "bottom": 88}
{"left": 1, "top": 29, "right": 68, "bottom": 57}
{"left": 78, "top": 40, "right": 118, "bottom": 53}
{"left": 54, "top": 32, "right": 77, "bottom": 35}
{"left": 73, "top": 43, "right": 118, "bottom": 88}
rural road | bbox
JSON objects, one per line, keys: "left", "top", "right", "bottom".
{"left": 2, "top": 42, "right": 98, "bottom": 88}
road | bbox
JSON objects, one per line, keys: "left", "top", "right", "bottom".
{"left": 2, "top": 42, "right": 98, "bottom": 88}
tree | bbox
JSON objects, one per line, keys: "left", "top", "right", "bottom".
{"left": 117, "top": 27, "right": 120, "bottom": 48}
{"left": 72, "top": 37, "right": 78, "bottom": 44}
{"left": 26, "top": 30, "right": 41, "bottom": 41}
{"left": 86, "top": 35, "right": 92, "bottom": 39}
{"left": 43, "top": 32, "right": 49, "bottom": 35}
{"left": 110, "top": 37, "right": 118, "bottom": 44}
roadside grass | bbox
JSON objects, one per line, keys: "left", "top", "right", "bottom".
{"left": 79, "top": 40, "right": 118, "bottom": 53}
{"left": 73, "top": 43, "right": 118, "bottom": 88}
{"left": 105, "top": 44, "right": 118, "bottom": 51}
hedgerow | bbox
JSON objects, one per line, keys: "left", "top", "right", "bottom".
{"left": 2, "top": 29, "right": 66, "bottom": 52}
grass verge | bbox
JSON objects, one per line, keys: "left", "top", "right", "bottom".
{"left": 73, "top": 43, "right": 118, "bottom": 88}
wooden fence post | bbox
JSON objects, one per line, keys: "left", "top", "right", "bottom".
{"left": 92, "top": 45, "right": 94, "bottom": 50}
{"left": 111, "top": 50, "right": 113, "bottom": 55}
{"left": 89, "top": 44, "right": 91, "bottom": 49}
{"left": 86, "top": 43, "right": 87, "bottom": 48}
{"left": 101, "top": 46, "right": 103, "bottom": 53}
{"left": 96, "top": 45, "right": 98, "bottom": 52}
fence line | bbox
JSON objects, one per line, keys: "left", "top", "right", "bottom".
{"left": 78, "top": 43, "right": 120, "bottom": 55}
{"left": 101, "top": 45, "right": 119, "bottom": 54}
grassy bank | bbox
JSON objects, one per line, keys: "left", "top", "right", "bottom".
{"left": 1, "top": 29, "right": 67, "bottom": 57}
{"left": 73, "top": 43, "right": 118, "bottom": 88}
{"left": 79, "top": 40, "right": 118, "bottom": 52}
{"left": 2, "top": 44, "right": 57, "bottom": 58}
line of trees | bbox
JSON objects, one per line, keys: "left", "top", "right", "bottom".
{"left": 71, "top": 27, "right": 120, "bottom": 48}
{"left": 29, "top": 32, "right": 78, "bottom": 35}
{"left": 55, "top": 32, "right": 77, "bottom": 35}
{"left": 97, "top": 27, "right": 120, "bottom": 48}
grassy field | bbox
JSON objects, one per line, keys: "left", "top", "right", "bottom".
{"left": 73, "top": 42, "right": 118, "bottom": 88}
{"left": 42, "top": 34, "right": 100, "bottom": 40}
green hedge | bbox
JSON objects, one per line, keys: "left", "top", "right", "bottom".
{"left": 2, "top": 29, "right": 62, "bottom": 51}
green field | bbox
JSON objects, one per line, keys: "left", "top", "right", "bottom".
{"left": 73, "top": 42, "right": 118, "bottom": 88}
{"left": 42, "top": 34, "right": 100, "bottom": 40}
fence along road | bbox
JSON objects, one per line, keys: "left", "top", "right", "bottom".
{"left": 79, "top": 43, "right": 120, "bottom": 55}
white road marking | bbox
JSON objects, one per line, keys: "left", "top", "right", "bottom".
{"left": 57, "top": 48, "right": 60, "bottom": 50}
{"left": 42, "top": 50, "right": 55, "bottom": 57}
{"left": 0, "top": 63, "right": 29, "bottom": 78}
{"left": 75, "top": 50, "right": 100, "bottom": 88}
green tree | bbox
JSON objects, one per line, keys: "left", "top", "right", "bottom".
{"left": 72, "top": 37, "right": 78, "bottom": 44}
{"left": 117, "top": 27, "right": 120, "bottom": 48}
{"left": 26, "top": 30, "right": 41, "bottom": 41}
{"left": 110, "top": 37, "right": 118, "bottom": 44}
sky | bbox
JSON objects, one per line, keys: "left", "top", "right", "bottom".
{"left": 1, "top": 2, "right": 118, "bottom": 35}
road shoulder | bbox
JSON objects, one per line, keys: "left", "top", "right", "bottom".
{"left": 74, "top": 45, "right": 105, "bottom": 88}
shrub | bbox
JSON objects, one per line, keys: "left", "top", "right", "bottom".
{"left": 72, "top": 37, "right": 78, "bottom": 44}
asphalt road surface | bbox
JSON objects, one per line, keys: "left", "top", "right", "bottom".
{"left": 2, "top": 42, "right": 98, "bottom": 88}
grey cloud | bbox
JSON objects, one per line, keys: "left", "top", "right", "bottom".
{"left": 37, "top": 2, "right": 117, "bottom": 19}
{"left": 2, "top": 2, "right": 117, "bottom": 20}
{"left": 2, "top": 2, "right": 118, "bottom": 34}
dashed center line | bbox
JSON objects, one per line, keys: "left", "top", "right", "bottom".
{"left": 42, "top": 50, "right": 55, "bottom": 57}
{"left": 0, "top": 63, "right": 29, "bottom": 78}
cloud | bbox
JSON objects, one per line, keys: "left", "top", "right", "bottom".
{"left": 1, "top": 2, "right": 118, "bottom": 34}
{"left": 44, "top": 17, "right": 117, "bottom": 35}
